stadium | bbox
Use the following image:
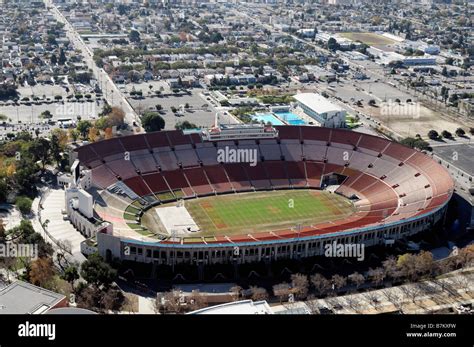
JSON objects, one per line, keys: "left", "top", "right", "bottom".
{"left": 69, "top": 124, "right": 454, "bottom": 266}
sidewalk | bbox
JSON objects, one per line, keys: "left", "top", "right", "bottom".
{"left": 302, "top": 268, "right": 474, "bottom": 314}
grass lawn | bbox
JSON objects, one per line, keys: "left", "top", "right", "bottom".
{"left": 125, "top": 205, "right": 141, "bottom": 215}
{"left": 182, "top": 190, "right": 355, "bottom": 237}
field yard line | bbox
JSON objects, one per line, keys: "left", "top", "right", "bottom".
{"left": 196, "top": 200, "right": 219, "bottom": 231}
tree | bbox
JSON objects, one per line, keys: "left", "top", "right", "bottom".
{"left": 104, "top": 128, "right": 113, "bottom": 140}
{"left": 175, "top": 121, "right": 197, "bottom": 130}
{"left": 415, "top": 250, "right": 434, "bottom": 277}
{"left": 455, "top": 128, "right": 465, "bottom": 137}
{"left": 291, "top": 273, "right": 309, "bottom": 299}
{"left": 69, "top": 128, "right": 79, "bottom": 143}
{"left": 0, "top": 180, "right": 7, "bottom": 203}
{"left": 29, "top": 257, "right": 55, "bottom": 289}
{"left": 14, "top": 155, "right": 38, "bottom": 196}
{"left": 400, "top": 284, "right": 423, "bottom": 304}
{"left": 348, "top": 272, "right": 365, "bottom": 291}
{"left": 0, "top": 83, "right": 18, "bottom": 100}
{"left": 12, "top": 220, "right": 53, "bottom": 258}
{"left": 310, "top": 273, "right": 330, "bottom": 297}
{"left": 400, "top": 137, "right": 430, "bottom": 151}
{"left": 397, "top": 253, "right": 418, "bottom": 281}
{"left": 40, "top": 110, "right": 53, "bottom": 119}
{"left": 50, "top": 133, "right": 63, "bottom": 167}
{"left": 51, "top": 128, "right": 68, "bottom": 148}
{"left": 99, "top": 103, "right": 112, "bottom": 117}
{"left": 381, "top": 289, "right": 403, "bottom": 312}
{"left": 76, "top": 120, "right": 92, "bottom": 140}
{"left": 427, "top": 130, "right": 439, "bottom": 140}
{"left": 16, "top": 196, "right": 33, "bottom": 215}
{"left": 80, "top": 253, "right": 116, "bottom": 288}
{"left": 331, "top": 274, "right": 347, "bottom": 293}
{"left": 157, "top": 291, "right": 183, "bottom": 314}
{"left": 62, "top": 265, "right": 79, "bottom": 289}
{"left": 363, "top": 291, "right": 382, "bottom": 310}
{"left": 249, "top": 286, "right": 268, "bottom": 301}
{"left": 382, "top": 256, "right": 399, "bottom": 281}
{"left": 0, "top": 218, "right": 4, "bottom": 239}
{"left": 101, "top": 287, "right": 125, "bottom": 312}
{"left": 187, "top": 291, "right": 207, "bottom": 311}
{"left": 58, "top": 48, "right": 67, "bottom": 65}
{"left": 327, "top": 37, "right": 340, "bottom": 51}
{"left": 441, "top": 130, "right": 452, "bottom": 139}
{"left": 76, "top": 285, "right": 101, "bottom": 310}
{"left": 458, "top": 244, "right": 474, "bottom": 268}
{"left": 141, "top": 112, "right": 165, "bottom": 132}
{"left": 229, "top": 285, "right": 242, "bottom": 301}
{"left": 368, "top": 267, "right": 385, "bottom": 287}
{"left": 107, "top": 107, "right": 125, "bottom": 128}
{"left": 273, "top": 283, "right": 291, "bottom": 303}
{"left": 31, "top": 138, "right": 51, "bottom": 169}
{"left": 129, "top": 29, "right": 141, "bottom": 43}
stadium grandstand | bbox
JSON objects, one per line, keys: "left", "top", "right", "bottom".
{"left": 67, "top": 124, "right": 454, "bottom": 266}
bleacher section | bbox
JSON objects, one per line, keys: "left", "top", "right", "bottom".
{"left": 76, "top": 126, "right": 454, "bottom": 242}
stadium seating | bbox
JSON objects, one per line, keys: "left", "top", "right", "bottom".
{"left": 183, "top": 167, "right": 213, "bottom": 195}
{"left": 204, "top": 165, "right": 234, "bottom": 193}
{"left": 76, "top": 126, "right": 454, "bottom": 242}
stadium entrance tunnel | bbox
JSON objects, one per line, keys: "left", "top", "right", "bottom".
{"left": 321, "top": 173, "right": 348, "bottom": 188}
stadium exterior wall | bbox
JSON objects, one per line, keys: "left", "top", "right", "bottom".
{"left": 97, "top": 202, "right": 448, "bottom": 265}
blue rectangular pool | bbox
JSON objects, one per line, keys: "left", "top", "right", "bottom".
{"left": 274, "top": 112, "right": 306, "bottom": 125}
{"left": 252, "top": 113, "right": 285, "bottom": 126}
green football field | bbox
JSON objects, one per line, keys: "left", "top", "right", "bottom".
{"left": 183, "top": 190, "right": 356, "bottom": 236}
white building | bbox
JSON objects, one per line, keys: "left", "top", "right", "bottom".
{"left": 368, "top": 48, "right": 437, "bottom": 66}
{"left": 188, "top": 300, "right": 273, "bottom": 314}
{"left": 293, "top": 93, "right": 346, "bottom": 128}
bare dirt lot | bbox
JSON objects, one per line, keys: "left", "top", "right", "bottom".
{"left": 358, "top": 102, "right": 465, "bottom": 139}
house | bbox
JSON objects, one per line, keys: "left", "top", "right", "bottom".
{"left": 167, "top": 78, "right": 181, "bottom": 89}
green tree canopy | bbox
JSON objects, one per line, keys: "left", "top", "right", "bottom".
{"left": 141, "top": 112, "right": 165, "bottom": 132}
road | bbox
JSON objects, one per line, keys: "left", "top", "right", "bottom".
{"left": 44, "top": 0, "right": 141, "bottom": 130}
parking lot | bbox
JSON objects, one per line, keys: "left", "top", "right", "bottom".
{"left": 127, "top": 88, "right": 216, "bottom": 130}
{"left": 432, "top": 142, "right": 474, "bottom": 175}
{"left": 319, "top": 77, "right": 467, "bottom": 139}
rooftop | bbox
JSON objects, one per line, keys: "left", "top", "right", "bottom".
{"left": 293, "top": 92, "right": 345, "bottom": 114}
{"left": 188, "top": 300, "right": 273, "bottom": 314}
{"left": 0, "top": 281, "right": 66, "bottom": 314}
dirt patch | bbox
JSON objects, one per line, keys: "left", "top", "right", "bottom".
{"left": 201, "top": 201, "right": 213, "bottom": 209}
{"left": 266, "top": 206, "right": 281, "bottom": 214}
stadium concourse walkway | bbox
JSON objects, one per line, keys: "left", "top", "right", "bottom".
{"left": 33, "top": 188, "right": 86, "bottom": 263}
